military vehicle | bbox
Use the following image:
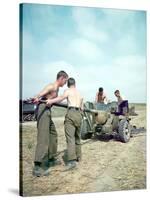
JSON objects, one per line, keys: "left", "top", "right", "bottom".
{"left": 20, "top": 100, "right": 37, "bottom": 122}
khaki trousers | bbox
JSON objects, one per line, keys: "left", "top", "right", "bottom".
{"left": 34, "top": 103, "right": 57, "bottom": 163}
{"left": 64, "top": 109, "right": 82, "bottom": 161}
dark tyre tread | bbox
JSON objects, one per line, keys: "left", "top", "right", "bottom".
{"left": 118, "top": 119, "right": 131, "bottom": 143}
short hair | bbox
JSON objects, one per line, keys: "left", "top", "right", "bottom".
{"left": 67, "top": 78, "right": 75, "bottom": 87}
{"left": 56, "top": 71, "right": 68, "bottom": 80}
{"left": 114, "top": 90, "right": 120, "bottom": 94}
{"left": 99, "top": 87, "right": 103, "bottom": 93}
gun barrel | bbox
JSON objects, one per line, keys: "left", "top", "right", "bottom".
{"left": 25, "top": 99, "right": 98, "bottom": 114}
{"left": 35, "top": 100, "right": 68, "bottom": 109}
{"left": 38, "top": 100, "right": 97, "bottom": 113}
{"left": 83, "top": 108, "right": 98, "bottom": 114}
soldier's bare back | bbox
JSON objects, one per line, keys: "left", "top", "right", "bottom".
{"left": 66, "top": 87, "right": 83, "bottom": 108}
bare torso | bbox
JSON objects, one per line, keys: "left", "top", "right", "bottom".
{"left": 44, "top": 84, "right": 59, "bottom": 99}
{"left": 97, "top": 93, "right": 106, "bottom": 103}
{"left": 117, "top": 96, "right": 124, "bottom": 104}
{"left": 66, "top": 88, "right": 83, "bottom": 108}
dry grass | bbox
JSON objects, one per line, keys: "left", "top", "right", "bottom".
{"left": 20, "top": 104, "right": 146, "bottom": 196}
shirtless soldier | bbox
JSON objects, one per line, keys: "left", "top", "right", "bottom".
{"left": 46, "top": 78, "right": 83, "bottom": 170}
{"left": 32, "top": 71, "right": 68, "bottom": 177}
{"left": 95, "top": 87, "right": 108, "bottom": 104}
{"left": 114, "top": 90, "right": 124, "bottom": 105}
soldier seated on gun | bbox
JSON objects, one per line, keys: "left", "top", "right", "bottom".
{"left": 46, "top": 78, "right": 83, "bottom": 171}
{"left": 114, "top": 90, "right": 128, "bottom": 115}
{"left": 95, "top": 87, "right": 108, "bottom": 104}
{"left": 114, "top": 90, "right": 124, "bottom": 105}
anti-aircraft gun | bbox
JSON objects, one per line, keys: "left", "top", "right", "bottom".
{"left": 20, "top": 98, "right": 132, "bottom": 143}
{"left": 81, "top": 101, "right": 131, "bottom": 143}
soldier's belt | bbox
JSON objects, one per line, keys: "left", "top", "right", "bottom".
{"left": 68, "top": 107, "right": 80, "bottom": 111}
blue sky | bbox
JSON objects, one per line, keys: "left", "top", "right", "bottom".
{"left": 21, "top": 3, "right": 146, "bottom": 103}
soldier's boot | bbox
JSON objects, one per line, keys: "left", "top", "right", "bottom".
{"left": 76, "top": 157, "right": 81, "bottom": 162}
{"left": 32, "top": 165, "right": 42, "bottom": 177}
{"left": 42, "top": 161, "right": 51, "bottom": 176}
{"left": 48, "top": 158, "right": 61, "bottom": 167}
{"left": 65, "top": 160, "right": 77, "bottom": 171}
{"left": 32, "top": 163, "right": 50, "bottom": 177}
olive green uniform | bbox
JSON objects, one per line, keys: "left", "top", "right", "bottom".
{"left": 34, "top": 103, "right": 57, "bottom": 163}
{"left": 64, "top": 108, "right": 82, "bottom": 161}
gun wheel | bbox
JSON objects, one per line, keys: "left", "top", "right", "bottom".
{"left": 118, "top": 119, "right": 131, "bottom": 143}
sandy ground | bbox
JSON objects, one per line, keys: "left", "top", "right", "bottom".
{"left": 20, "top": 104, "right": 146, "bottom": 196}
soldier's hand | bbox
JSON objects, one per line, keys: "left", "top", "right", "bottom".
{"left": 80, "top": 110, "right": 84, "bottom": 117}
{"left": 46, "top": 99, "right": 53, "bottom": 106}
{"left": 32, "top": 97, "right": 39, "bottom": 104}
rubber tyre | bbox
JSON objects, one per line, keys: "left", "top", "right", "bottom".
{"left": 118, "top": 119, "right": 131, "bottom": 143}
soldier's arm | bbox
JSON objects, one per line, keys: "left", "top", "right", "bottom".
{"left": 120, "top": 95, "right": 124, "bottom": 101}
{"left": 33, "top": 84, "right": 54, "bottom": 102}
{"left": 80, "top": 98, "right": 84, "bottom": 110}
{"left": 46, "top": 90, "right": 69, "bottom": 105}
{"left": 95, "top": 93, "right": 98, "bottom": 103}
{"left": 104, "top": 94, "right": 108, "bottom": 104}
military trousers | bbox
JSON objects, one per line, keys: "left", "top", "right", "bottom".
{"left": 64, "top": 109, "right": 82, "bottom": 161}
{"left": 34, "top": 103, "right": 57, "bottom": 163}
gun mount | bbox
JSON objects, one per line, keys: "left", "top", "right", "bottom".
{"left": 20, "top": 99, "right": 133, "bottom": 143}
{"left": 80, "top": 101, "right": 131, "bottom": 143}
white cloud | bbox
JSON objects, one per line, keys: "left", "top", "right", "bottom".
{"left": 116, "top": 34, "right": 141, "bottom": 55}
{"left": 72, "top": 7, "right": 109, "bottom": 43}
{"left": 22, "top": 5, "right": 146, "bottom": 103}
{"left": 23, "top": 60, "right": 79, "bottom": 98}
{"left": 72, "top": 54, "right": 146, "bottom": 103}
{"left": 43, "top": 60, "right": 78, "bottom": 80}
{"left": 68, "top": 38, "right": 103, "bottom": 61}
{"left": 22, "top": 55, "right": 146, "bottom": 103}
{"left": 101, "top": 9, "right": 137, "bottom": 29}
